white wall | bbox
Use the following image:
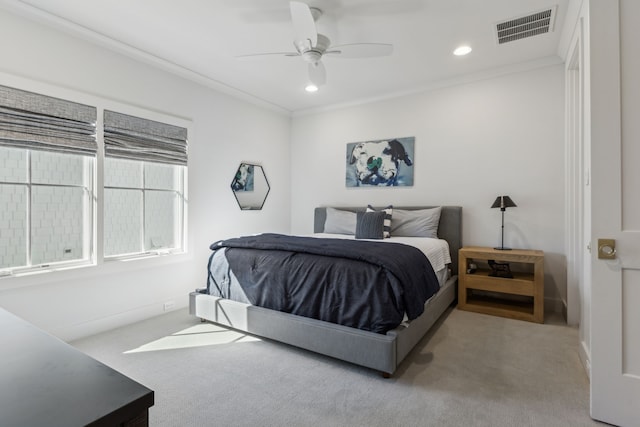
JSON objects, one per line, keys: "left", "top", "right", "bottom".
{"left": 290, "top": 65, "right": 566, "bottom": 308}
{"left": 0, "top": 8, "right": 291, "bottom": 341}
{"left": 0, "top": 6, "right": 569, "bottom": 338}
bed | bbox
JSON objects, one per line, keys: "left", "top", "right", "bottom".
{"left": 189, "top": 205, "right": 462, "bottom": 376}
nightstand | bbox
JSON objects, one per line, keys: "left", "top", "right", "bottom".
{"left": 458, "top": 246, "right": 544, "bottom": 323}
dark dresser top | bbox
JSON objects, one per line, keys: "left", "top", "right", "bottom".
{"left": 0, "top": 307, "right": 154, "bottom": 427}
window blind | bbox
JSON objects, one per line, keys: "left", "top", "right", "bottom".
{"left": 103, "top": 110, "right": 188, "bottom": 166}
{"left": 0, "top": 85, "right": 97, "bottom": 155}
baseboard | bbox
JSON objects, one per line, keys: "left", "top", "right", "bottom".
{"left": 544, "top": 296, "right": 564, "bottom": 314}
{"left": 60, "top": 296, "right": 189, "bottom": 342}
{"left": 579, "top": 339, "right": 591, "bottom": 379}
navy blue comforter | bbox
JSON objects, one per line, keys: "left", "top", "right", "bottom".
{"left": 206, "top": 233, "right": 440, "bottom": 334}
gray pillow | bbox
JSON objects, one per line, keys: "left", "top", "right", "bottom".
{"left": 355, "top": 211, "right": 385, "bottom": 239}
{"left": 391, "top": 207, "right": 442, "bottom": 238}
{"left": 324, "top": 207, "right": 357, "bottom": 235}
{"left": 366, "top": 204, "right": 392, "bottom": 238}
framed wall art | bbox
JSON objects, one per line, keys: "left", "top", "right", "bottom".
{"left": 230, "top": 163, "right": 271, "bottom": 210}
{"left": 345, "top": 137, "right": 414, "bottom": 187}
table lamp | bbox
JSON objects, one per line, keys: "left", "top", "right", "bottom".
{"left": 491, "top": 195, "right": 517, "bottom": 250}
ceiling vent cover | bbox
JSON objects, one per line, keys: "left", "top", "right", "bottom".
{"left": 496, "top": 6, "right": 556, "bottom": 44}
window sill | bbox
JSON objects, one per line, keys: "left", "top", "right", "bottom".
{"left": 0, "top": 250, "right": 189, "bottom": 291}
{"left": 0, "top": 260, "right": 95, "bottom": 279}
{"left": 104, "top": 249, "right": 186, "bottom": 262}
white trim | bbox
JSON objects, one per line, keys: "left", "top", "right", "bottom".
{"left": 0, "top": 71, "right": 194, "bottom": 288}
{"left": 564, "top": 25, "right": 584, "bottom": 327}
{"left": 0, "top": 0, "right": 290, "bottom": 117}
{"left": 557, "top": 0, "right": 585, "bottom": 60}
{"left": 0, "top": 249, "right": 191, "bottom": 292}
{"left": 293, "top": 56, "right": 564, "bottom": 117}
{"left": 544, "top": 296, "right": 564, "bottom": 314}
{"left": 1, "top": 259, "right": 95, "bottom": 279}
{"left": 0, "top": 0, "right": 567, "bottom": 118}
{"left": 0, "top": 151, "right": 95, "bottom": 276}
{"left": 62, "top": 293, "right": 189, "bottom": 342}
{"left": 579, "top": 337, "right": 591, "bottom": 379}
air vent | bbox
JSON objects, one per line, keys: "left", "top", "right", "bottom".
{"left": 496, "top": 6, "right": 556, "bottom": 44}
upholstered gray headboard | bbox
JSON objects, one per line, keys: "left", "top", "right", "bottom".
{"left": 314, "top": 206, "right": 462, "bottom": 275}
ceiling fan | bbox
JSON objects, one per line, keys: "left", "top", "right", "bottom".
{"left": 237, "top": 1, "right": 393, "bottom": 90}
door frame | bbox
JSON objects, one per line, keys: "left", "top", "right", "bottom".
{"left": 565, "top": 18, "right": 584, "bottom": 330}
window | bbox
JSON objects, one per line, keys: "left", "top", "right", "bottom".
{"left": 0, "top": 149, "right": 93, "bottom": 270}
{"left": 103, "top": 110, "right": 187, "bottom": 258}
{"left": 0, "top": 85, "right": 96, "bottom": 273}
{"left": 104, "top": 158, "right": 185, "bottom": 257}
{"left": 0, "top": 84, "right": 188, "bottom": 275}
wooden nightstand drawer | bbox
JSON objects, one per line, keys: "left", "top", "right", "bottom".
{"left": 458, "top": 246, "right": 544, "bottom": 323}
{"left": 464, "top": 273, "right": 535, "bottom": 296}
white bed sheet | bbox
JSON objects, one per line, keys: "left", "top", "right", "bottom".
{"left": 310, "top": 233, "right": 452, "bottom": 286}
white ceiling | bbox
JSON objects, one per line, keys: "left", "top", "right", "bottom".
{"left": 3, "top": 0, "right": 570, "bottom": 114}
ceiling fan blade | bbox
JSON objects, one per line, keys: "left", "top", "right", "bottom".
{"left": 290, "top": 1, "right": 317, "bottom": 48}
{"left": 236, "top": 52, "right": 300, "bottom": 60}
{"left": 308, "top": 61, "right": 326, "bottom": 86}
{"left": 325, "top": 43, "right": 393, "bottom": 59}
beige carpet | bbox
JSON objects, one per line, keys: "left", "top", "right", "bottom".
{"left": 72, "top": 307, "right": 604, "bottom": 427}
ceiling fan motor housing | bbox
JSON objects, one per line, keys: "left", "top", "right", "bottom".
{"left": 296, "top": 33, "right": 330, "bottom": 64}
{"left": 237, "top": 3, "right": 392, "bottom": 88}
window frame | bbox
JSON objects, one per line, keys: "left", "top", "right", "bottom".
{"left": 0, "top": 79, "right": 190, "bottom": 280}
{"left": 103, "top": 160, "right": 186, "bottom": 260}
{"left": 0, "top": 149, "right": 95, "bottom": 275}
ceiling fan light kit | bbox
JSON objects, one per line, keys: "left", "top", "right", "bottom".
{"left": 454, "top": 45, "right": 472, "bottom": 56}
{"left": 238, "top": 1, "right": 394, "bottom": 92}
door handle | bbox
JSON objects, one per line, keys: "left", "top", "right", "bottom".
{"left": 598, "top": 239, "right": 616, "bottom": 259}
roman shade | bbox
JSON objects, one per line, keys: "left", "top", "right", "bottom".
{"left": 103, "top": 110, "right": 188, "bottom": 166}
{"left": 0, "top": 85, "right": 97, "bottom": 155}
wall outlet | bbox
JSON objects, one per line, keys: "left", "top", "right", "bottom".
{"left": 64, "top": 248, "right": 72, "bottom": 254}
{"left": 163, "top": 301, "right": 175, "bottom": 311}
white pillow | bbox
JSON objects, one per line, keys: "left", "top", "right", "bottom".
{"left": 391, "top": 207, "right": 442, "bottom": 238}
{"left": 324, "top": 207, "right": 357, "bottom": 235}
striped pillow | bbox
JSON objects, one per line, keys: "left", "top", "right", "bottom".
{"left": 366, "top": 204, "right": 393, "bottom": 238}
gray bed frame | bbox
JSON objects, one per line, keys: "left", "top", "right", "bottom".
{"left": 189, "top": 206, "right": 462, "bottom": 376}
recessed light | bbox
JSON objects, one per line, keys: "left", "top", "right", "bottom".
{"left": 453, "top": 45, "right": 472, "bottom": 56}
{"left": 305, "top": 84, "right": 319, "bottom": 93}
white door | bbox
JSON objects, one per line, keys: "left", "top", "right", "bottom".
{"left": 589, "top": 1, "right": 640, "bottom": 425}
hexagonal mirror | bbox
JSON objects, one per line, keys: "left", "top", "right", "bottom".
{"left": 230, "top": 163, "right": 270, "bottom": 210}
